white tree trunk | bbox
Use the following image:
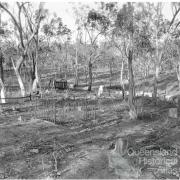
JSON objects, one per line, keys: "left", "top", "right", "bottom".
{"left": 31, "top": 62, "right": 40, "bottom": 93}
{"left": 176, "top": 63, "right": 180, "bottom": 90}
{"left": 120, "top": 60, "right": 124, "bottom": 84}
{"left": 11, "top": 58, "right": 25, "bottom": 97}
{"left": 0, "top": 79, "right": 5, "bottom": 103}
{"left": 155, "top": 65, "right": 160, "bottom": 79}
{"left": 74, "top": 43, "right": 79, "bottom": 86}
{"left": 1, "top": 87, "right": 5, "bottom": 103}
{"left": 16, "top": 70, "right": 25, "bottom": 97}
{"left": 32, "top": 78, "right": 38, "bottom": 92}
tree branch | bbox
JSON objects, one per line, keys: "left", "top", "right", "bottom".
{"left": 11, "top": 56, "right": 24, "bottom": 71}
{"left": 169, "top": 5, "right": 180, "bottom": 31}
{"left": 84, "top": 25, "right": 93, "bottom": 44}
{"left": 0, "top": 3, "right": 19, "bottom": 29}
{"left": 17, "top": 2, "right": 26, "bottom": 49}
{"left": 92, "top": 54, "right": 102, "bottom": 64}
{"left": 92, "top": 31, "right": 103, "bottom": 45}
{"left": 0, "top": 3, "right": 25, "bottom": 49}
{"left": 175, "top": 21, "right": 180, "bottom": 29}
{"left": 22, "top": 4, "right": 34, "bottom": 33}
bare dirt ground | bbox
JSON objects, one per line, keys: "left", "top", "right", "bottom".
{"left": 1, "top": 72, "right": 180, "bottom": 179}
{"left": 0, "top": 92, "right": 180, "bottom": 179}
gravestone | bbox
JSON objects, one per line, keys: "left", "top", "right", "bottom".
{"left": 168, "top": 108, "right": 178, "bottom": 118}
{"left": 69, "top": 84, "right": 74, "bottom": 89}
{"left": 98, "top": 85, "right": 104, "bottom": 97}
{"left": 144, "top": 92, "right": 153, "bottom": 97}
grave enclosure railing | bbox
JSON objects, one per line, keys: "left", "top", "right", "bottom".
{"left": 0, "top": 92, "right": 131, "bottom": 127}
{"left": 35, "top": 97, "right": 100, "bottom": 125}
{"left": 0, "top": 95, "right": 105, "bottom": 125}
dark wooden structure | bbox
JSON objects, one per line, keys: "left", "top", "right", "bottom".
{"left": 53, "top": 79, "right": 68, "bottom": 90}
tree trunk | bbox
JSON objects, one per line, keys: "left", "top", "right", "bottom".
{"left": 153, "top": 63, "right": 159, "bottom": 99}
{"left": 176, "top": 63, "right": 180, "bottom": 90}
{"left": 0, "top": 52, "right": 5, "bottom": 103}
{"left": 153, "top": 77, "right": 157, "bottom": 99}
{"left": 30, "top": 52, "right": 38, "bottom": 93}
{"left": 109, "top": 61, "right": 112, "bottom": 88}
{"left": 153, "top": 25, "right": 161, "bottom": 99}
{"left": 176, "top": 51, "right": 180, "bottom": 118}
{"left": 32, "top": 62, "right": 39, "bottom": 92}
{"left": 1, "top": 86, "right": 5, "bottom": 103}
{"left": 178, "top": 65, "right": 180, "bottom": 118}
{"left": 75, "top": 66, "right": 78, "bottom": 86}
{"left": 85, "top": 66, "right": 88, "bottom": 86}
{"left": 74, "top": 45, "right": 79, "bottom": 86}
{"left": 11, "top": 58, "right": 25, "bottom": 97}
{"left": 31, "top": 51, "right": 41, "bottom": 94}
{"left": 146, "top": 65, "right": 149, "bottom": 78}
{"left": 0, "top": 13, "right": 5, "bottom": 103}
{"left": 15, "top": 67, "right": 25, "bottom": 97}
{"left": 31, "top": 33, "right": 41, "bottom": 94}
{"left": 0, "top": 78, "right": 5, "bottom": 103}
{"left": 120, "top": 60, "right": 124, "bottom": 83}
{"left": 155, "top": 65, "right": 160, "bottom": 79}
{"left": 120, "top": 60, "right": 125, "bottom": 99}
{"left": 88, "top": 61, "right": 93, "bottom": 91}
{"left": 128, "top": 49, "right": 137, "bottom": 120}
{"left": 0, "top": 52, "right": 4, "bottom": 83}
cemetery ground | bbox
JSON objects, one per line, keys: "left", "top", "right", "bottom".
{"left": 1, "top": 71, "right": 180, "bottom": 179}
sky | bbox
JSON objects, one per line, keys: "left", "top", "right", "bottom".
{"left": 44, "top": 1, "right": 96, "bottom": 32}
{"left": 44, "top": 1, "right": 173, "bottom": 32}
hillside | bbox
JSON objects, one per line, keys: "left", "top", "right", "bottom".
{"left": 0, "top": 70, "right": 180, "bottom": 179}
{"left": 136, "top": 72, "right": 180, "bottom": 98}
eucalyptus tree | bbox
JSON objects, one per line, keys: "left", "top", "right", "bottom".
{"left": 0, "top": 8, "right": 5, "bottom": 103}
{"left": 0, "top": 2, "right": 47, "bottom": 96}
{"left": 169, "top": 3, "right": 180, "bottom": 90}
{"left": 42, "top": 13, "right": 71, "bottom": 80}
{"left": 0, "top": 6, "right": 11, "bottom": 103}
{"left": 114, "top": 2, "right": 139, "bottom": 119}
{"left": 86, "top": 10, "right": 111, "bottom": 90}
{"left": 113, "top": 2, "right": 155, "bottom": 119}
{"left": 72, "top": 3, "right": 110, "bottom": 91}
{"left": 148, "top": 2, "right": 180, "bottom": 97}
{"left": 23, "top": 3, "right": 49, "bottom": 94}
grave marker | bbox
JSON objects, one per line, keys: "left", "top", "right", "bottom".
{"left": 98, "top": 85, "right": 104, "bottom": 97}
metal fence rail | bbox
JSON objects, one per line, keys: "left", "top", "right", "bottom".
{"left": 0, "top": 94, "right": 126, "bottom": 127}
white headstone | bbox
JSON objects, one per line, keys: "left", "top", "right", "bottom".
{"left": 69, "top": 84, "right": 74, "bottom": 89}
{"left": 115, "top": 91, "right": 122, "bottom": 95}
{"left": 45, "top": 89, "right": 49, "bottom": 94}
{"left": 98, "top": 85, "right": 104, "bottom": 97}
{"left": 144, "top": 92, "right": 152, "bottom": 97}
{"left": 165, "top": 95, "right": 172, "bottom": 101}
{"left": 82, "top": 86, "right": 88, "bottom": 90}
{"left": 18, "top": 116, "right": 22, "bottom": 122}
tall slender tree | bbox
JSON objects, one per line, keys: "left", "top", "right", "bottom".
{"left": 0, "top": 2, "right": 47, "bottom": 96}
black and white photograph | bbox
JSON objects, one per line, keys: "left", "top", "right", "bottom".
{"left": 0, "top": 0, "right": 180, "bottom": 179}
